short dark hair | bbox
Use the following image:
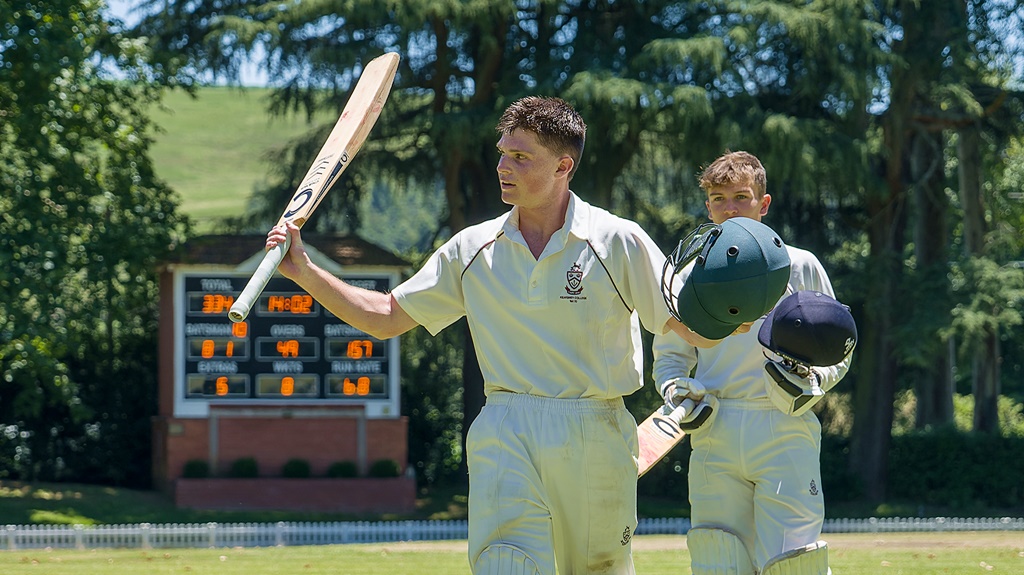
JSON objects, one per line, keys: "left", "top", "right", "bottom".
{"left": 496, "top": 96, "right": 586, "bottom": 180}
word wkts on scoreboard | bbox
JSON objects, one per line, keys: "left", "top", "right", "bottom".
{"left": 181, "top": 274, "right": 393, "bottom": 402}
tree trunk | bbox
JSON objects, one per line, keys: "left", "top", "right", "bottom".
{"left": 958, "top": 126, "right": 986, "bottom": 255}
{"left": 851, "top": 73, "right": 911, "bottom": 499}
{"left": 910, "top": 128, "right": 954, "bottom": 428}
{"left": 958, "top": 124, "right": 1001, "bottom": 433}
{"left": 972, "top": 331, "right": 1001, "bottom": 433}
{"left": 850, "top": 201, "right": 901, "bottom": 502}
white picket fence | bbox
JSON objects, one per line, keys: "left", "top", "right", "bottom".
{"left": 822, "top": 516, "right": 1024, "bottom": 533}
{"left": 2, "top": 517, "right": 1021, "bottom": 551}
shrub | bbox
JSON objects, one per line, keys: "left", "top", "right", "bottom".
{"left": 887, "top": 429, "right": 1024, "bottom": 508}
{"left": 368, "top": 459, "right": 401, "bottom": 478}
{"left": 228, "top": 457, "right": 259, "bottom": 478}
{"left": 281, "top": 458, "right": 311, "bottom": 478}
{"left": 182, "top": 459, "right": 210, "bottom": 478}
{"left": 326, "top": 461, "right": 359, "bottom": 478}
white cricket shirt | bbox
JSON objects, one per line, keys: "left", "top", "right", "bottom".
{"left": 392, "top": 192, "right": 673, "bottom": 399}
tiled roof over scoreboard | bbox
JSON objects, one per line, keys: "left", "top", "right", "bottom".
{"left": 169, "top": 234, "right": 409, "bottom": 268}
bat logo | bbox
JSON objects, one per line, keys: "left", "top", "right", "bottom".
{"left": 284, "top": 188, "right": 314, "bottom": 218}
{"left": 651, "top": 416, "right": 682, "bottom": 439}
{"left": 309, "top": 153, "right": 349, "bottom": 210}
{"left": 284, "top": 157, "right": 332, "bottom": 218}
{"left": 283, "top": 152, "right": 350, "bottom": 219}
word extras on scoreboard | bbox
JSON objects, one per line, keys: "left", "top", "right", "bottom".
{"left": 181, "top": 274, "right": 394, "bottom": 402}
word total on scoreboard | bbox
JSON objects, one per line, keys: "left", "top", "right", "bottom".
{"left": 180, "top": 274, "right": 395, "bottom": 403}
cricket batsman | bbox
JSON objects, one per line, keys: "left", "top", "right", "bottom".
{"left": 654, "top": 151, "right": 856, "bottom": 575}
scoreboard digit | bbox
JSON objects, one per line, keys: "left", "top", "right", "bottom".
{"left": 178, "top": 274, "right": 396, "bottom": 405}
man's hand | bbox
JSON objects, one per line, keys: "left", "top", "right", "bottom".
{"left": 677, "top": 394, "right": 718, "bottom": 431}
{"left": 267, "top": 221, "right": 311, "bottom": 280}
{"left": 763, "top": 360, "right": 824, "bottom": 416}
{"left": 661, "top": 377, "right": 717, "bottom": 431}
{"left": 661, "top": 377, "right": 706, "bottom": 408}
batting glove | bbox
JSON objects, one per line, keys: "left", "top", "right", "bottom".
{"left": 677, "top": 394, "right": 718, "bottom": 431}
{"left": 763, "top": 360, "right": 825, "bottom": 416}
{"left": 660, "top": 377, "right": 706, "bottom": 410}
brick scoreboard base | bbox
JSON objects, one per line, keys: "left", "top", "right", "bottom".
{"left": 174, "top": 476, "right": 417, "bottom": 514}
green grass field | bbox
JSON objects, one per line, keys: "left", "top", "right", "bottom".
{"left": 148, "top": 87, "right": 333, "bottom": 232}
{"left": 0, "top": 533, "right": 1021, "bottom": 574}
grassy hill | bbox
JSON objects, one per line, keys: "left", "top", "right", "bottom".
{"left": 148, "top": 87, "right": 332, "bottom": 232}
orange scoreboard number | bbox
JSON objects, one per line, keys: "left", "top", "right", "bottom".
{"left": 262, "top": 293, "right": 315, "bottom": 315}
{"left": 254, "top": 337, "right": 317, "bottom": 360}
{"left": 202, "top": 294, "right": 235, "bottom": 314}
{"left": 343, "top": 376, "right": 371, "bottom": 395}
{"left": 347, "top": 339, "right": 373, "bottom": 359}
{"left": 277, "top": 339, "right": 300, "bottom": 357}
{"left": 326, "top": 337, "right": 385, "bottom": 360}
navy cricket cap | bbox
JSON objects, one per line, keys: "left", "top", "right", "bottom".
{"left": 666, "top": 217, "right": 792, "bottom": 340}
{"left": 758, "top": 290, "right": 858, "bottom": 366}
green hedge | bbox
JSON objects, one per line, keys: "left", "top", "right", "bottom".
{"left": 368, "top": 459, "right": 402, "bottom": 478}
{"left": 228, "top": 457, "right": 259, "bottom": 478}
{"left": 326, "top": 461, "right": 359, "bottom": 478}
{"left": 886, "top": 429, "right": 1024, "bottom": 508}
{"left": 639, "top": 431, "right": 1024, "bottom": 510}
{"left": 182, "top": 459, "right": 210, "bottom": 479}
{"left": 281, "top": 459, "right": 311, "bottom": 478}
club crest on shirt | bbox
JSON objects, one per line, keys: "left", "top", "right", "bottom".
{"left": 565, "top": 263, "right": 584, "bottom": 295}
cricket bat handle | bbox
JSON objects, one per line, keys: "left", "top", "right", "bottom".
{"left": 666, "top": 398, "right": 697, "bottom": 423}
{"left": 228, "top": 235, "right": 291, "bottom": 323}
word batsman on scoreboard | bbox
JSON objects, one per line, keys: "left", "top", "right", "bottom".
{"left": 181, "top": 274, "right": 394, "bottom": 403}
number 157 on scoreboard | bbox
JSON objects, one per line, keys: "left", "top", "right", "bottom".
{"left": 328, "top": 338, "right": 384, "bottom": 359}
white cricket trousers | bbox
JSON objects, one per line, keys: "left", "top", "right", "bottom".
{"left": 467, "top": 391, "right": 639, "bottom": 575}
{"left": 687, "top": 397, "right": 825, "bottom": 571}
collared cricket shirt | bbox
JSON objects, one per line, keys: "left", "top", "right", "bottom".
{"left": 393, "top": 192, "right": 672, "bottom": 399}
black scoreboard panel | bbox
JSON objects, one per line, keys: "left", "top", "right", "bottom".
{"left": 181, "top": 273, "right": 394, "bottom": 403}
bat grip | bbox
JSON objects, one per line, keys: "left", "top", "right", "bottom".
{"left": 667, "top": 398, "right": 698, "bottom": 424}
{"left": 228, "top": 235, "right": 291, "bottom": 323}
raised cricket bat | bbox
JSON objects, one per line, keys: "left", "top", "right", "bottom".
{"left": 228, "top": 52, "right": 400, "bottom": 323}
{"left": 637, "top": 398, "right": 696, "bottom": 477}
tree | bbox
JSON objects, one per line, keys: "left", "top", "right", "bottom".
{"left": 0, "top": 0, "right": 189, "bottom": 484}
{"left": 846, "top": 0, "right": 1024, "bottom": 499}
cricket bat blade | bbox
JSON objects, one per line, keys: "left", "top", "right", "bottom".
{"left": 636, "top": 398, "right": 696, "bottom": 477}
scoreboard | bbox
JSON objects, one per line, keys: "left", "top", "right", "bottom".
{"left": 173, "top": 271, "right": 400, "bottom": 417}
